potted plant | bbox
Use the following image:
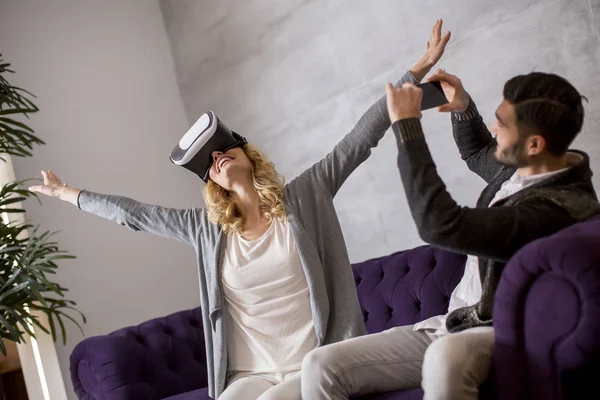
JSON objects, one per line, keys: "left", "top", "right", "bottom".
{"left": 0, "top": 54, "right": 85, "bottom": 359}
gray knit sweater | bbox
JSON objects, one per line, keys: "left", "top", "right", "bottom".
{"left": 77, "top": 70, "right": 417, "bottom": 398}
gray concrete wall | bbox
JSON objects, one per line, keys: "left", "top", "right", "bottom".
{"left": 160, "top": 0, "right": 600, "bottom": 262}
{"left": 0, "top": 1, "right": 202, "bottom": 398}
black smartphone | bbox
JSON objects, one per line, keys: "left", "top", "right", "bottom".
{"left": 417, "top": 81, "right": 448, "bottom": 110}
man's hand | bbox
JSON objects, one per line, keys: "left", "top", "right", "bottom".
{"left": 427, "top": 69, "right": 470, "bottom": 112}
{"left": 386, "top": 82, "right": 423, "bottom": 123}
{"left": 410, "top": 19, "right": 452, "bottom": 82}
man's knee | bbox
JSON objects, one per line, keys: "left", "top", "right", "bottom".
{"left": 302, "top": 346, "right": 338, "bottom": 378}
{"left": 302, "top": 345, "right": 352, "bottom": 399}
{"left": 422, "top": 332, "right": 493, "bottom": 399}
{"left": 422, "top": 336, "right": 471, "bottom": 399}
{"left": 424, "top": 328, "right": 494, "bottom": 373}
{"left": 424, "top": 335, "right": 469, "bottom": 376}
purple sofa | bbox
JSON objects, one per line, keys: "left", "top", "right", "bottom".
{"left": 70, "top": 215, "right": 600, "bottom": 400}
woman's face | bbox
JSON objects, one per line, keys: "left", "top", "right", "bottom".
{"left": 208, "top": 147, "right": 253, "bottom": 190}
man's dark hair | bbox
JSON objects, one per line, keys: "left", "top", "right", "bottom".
{"left": 503, "top": 72, "right": 586, "bottom": 156}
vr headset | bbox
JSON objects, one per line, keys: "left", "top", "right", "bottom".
{"left": 170, "top": 111, "right": 247, "bottom": 182}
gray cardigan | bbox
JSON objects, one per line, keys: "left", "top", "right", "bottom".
{"left": 77, "top": 70, "right": 417, "bottom": 398}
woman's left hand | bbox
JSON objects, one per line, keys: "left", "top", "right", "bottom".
{"left": 420, "top": 19, "right": 451, "bottom": 68}
{"left": 410, "top": 19, "right": 451, "bottom": 82}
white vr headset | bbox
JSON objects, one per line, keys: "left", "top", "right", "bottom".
{"left": 170, "top": 111, "right": 247, "bottom": 182}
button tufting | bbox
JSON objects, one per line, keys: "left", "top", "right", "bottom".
{"left": 164, "top": 327, "right": 173, "bottom": 336}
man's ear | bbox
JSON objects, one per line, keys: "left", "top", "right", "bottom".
{"left": 526, "top": 134, "right": 546, "bottom": 156}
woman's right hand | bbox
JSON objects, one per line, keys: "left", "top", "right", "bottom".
{"left": 29, "top": 171, "right": 81, "bottom": 205}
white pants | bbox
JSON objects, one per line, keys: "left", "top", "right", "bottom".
{"left": 301, "top": 325, "right": 495, "bottom": 400}
{"left": 219, "top": 370, "right": 301, "bottom": 400}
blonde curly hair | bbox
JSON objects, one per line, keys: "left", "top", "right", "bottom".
{"left": 203, "top": 144, "right": 286, "bottom": 233}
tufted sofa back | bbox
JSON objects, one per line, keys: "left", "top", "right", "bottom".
{"left": 71, "top": 308, "right": 207, "bottom": 399}
{"left": 352, "top": 245, "right": 467, "bottom": 334}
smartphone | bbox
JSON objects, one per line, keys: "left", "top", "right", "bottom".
{"left": 417, "top": 81, "right": 448, "bottom": 110}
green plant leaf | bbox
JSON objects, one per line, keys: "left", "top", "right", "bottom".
{"left": 0, "top": 108, "right": 38, "bottom": 116}
{"left": 0, "top": 55, "right": 86, "bottom": 348}
{"left": 0, "top": 314, "right": 22, "bottom": 342}
{"left": 0, "top": 117, "right": 34, "bottom": 133}
{"left": 0, "top": 281, "right": 30, "bottom": 303}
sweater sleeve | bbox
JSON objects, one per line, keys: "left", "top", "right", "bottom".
{"left": 451, "top": 98, "right": 503, "bottom": 183}
{"left": 392, "top": 118, "right": 574, "bottom": 262}
{"left": 77, "top": 190, "right": 200, "bottom": 246}
{"left": 289, "top": 70, "right": 418, "bottom": 198}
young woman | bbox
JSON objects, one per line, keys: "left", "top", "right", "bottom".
{"left": 30, "top": 20, "right": 450, "bottom": 400}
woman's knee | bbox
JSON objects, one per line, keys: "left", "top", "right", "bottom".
{"left": 256, "top": 374, "right": 302, "bottom": 400}
{"left": 220, "top": 376, "right": 273, "bottom": 400}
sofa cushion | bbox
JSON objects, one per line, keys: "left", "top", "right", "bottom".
{"left": 162, "top": 387, "right": 211, "bottom": 400}
{"left": 352, "top": 388, "right": 424, "bottom": 400}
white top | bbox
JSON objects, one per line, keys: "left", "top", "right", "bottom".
{"left": 415, "top": 163, "right": 572, "bottom": 335}
{"left": 221, "top": 217, "right": 318, "bottom": 374}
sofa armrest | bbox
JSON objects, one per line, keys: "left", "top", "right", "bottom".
{"left": 493, "top": 221, "right": 600, "bottom": 400}
{"left": 70, "top": 308, "right": 207, "bottom": 400}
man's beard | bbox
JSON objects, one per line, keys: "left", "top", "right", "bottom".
{"left": 495, "top": 137, "right": 529, "bottom": 168}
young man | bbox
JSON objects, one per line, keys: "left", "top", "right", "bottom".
{"left": 301, "top": 70, "right": 599, "bottom": 399}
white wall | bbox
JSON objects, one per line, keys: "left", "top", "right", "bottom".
{"left": 0, "top": 1, "right": 202, "bottom": 398}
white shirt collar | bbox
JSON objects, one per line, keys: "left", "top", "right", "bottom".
{"left": 511, "top": 151, "right": 581, "bottom": 187}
